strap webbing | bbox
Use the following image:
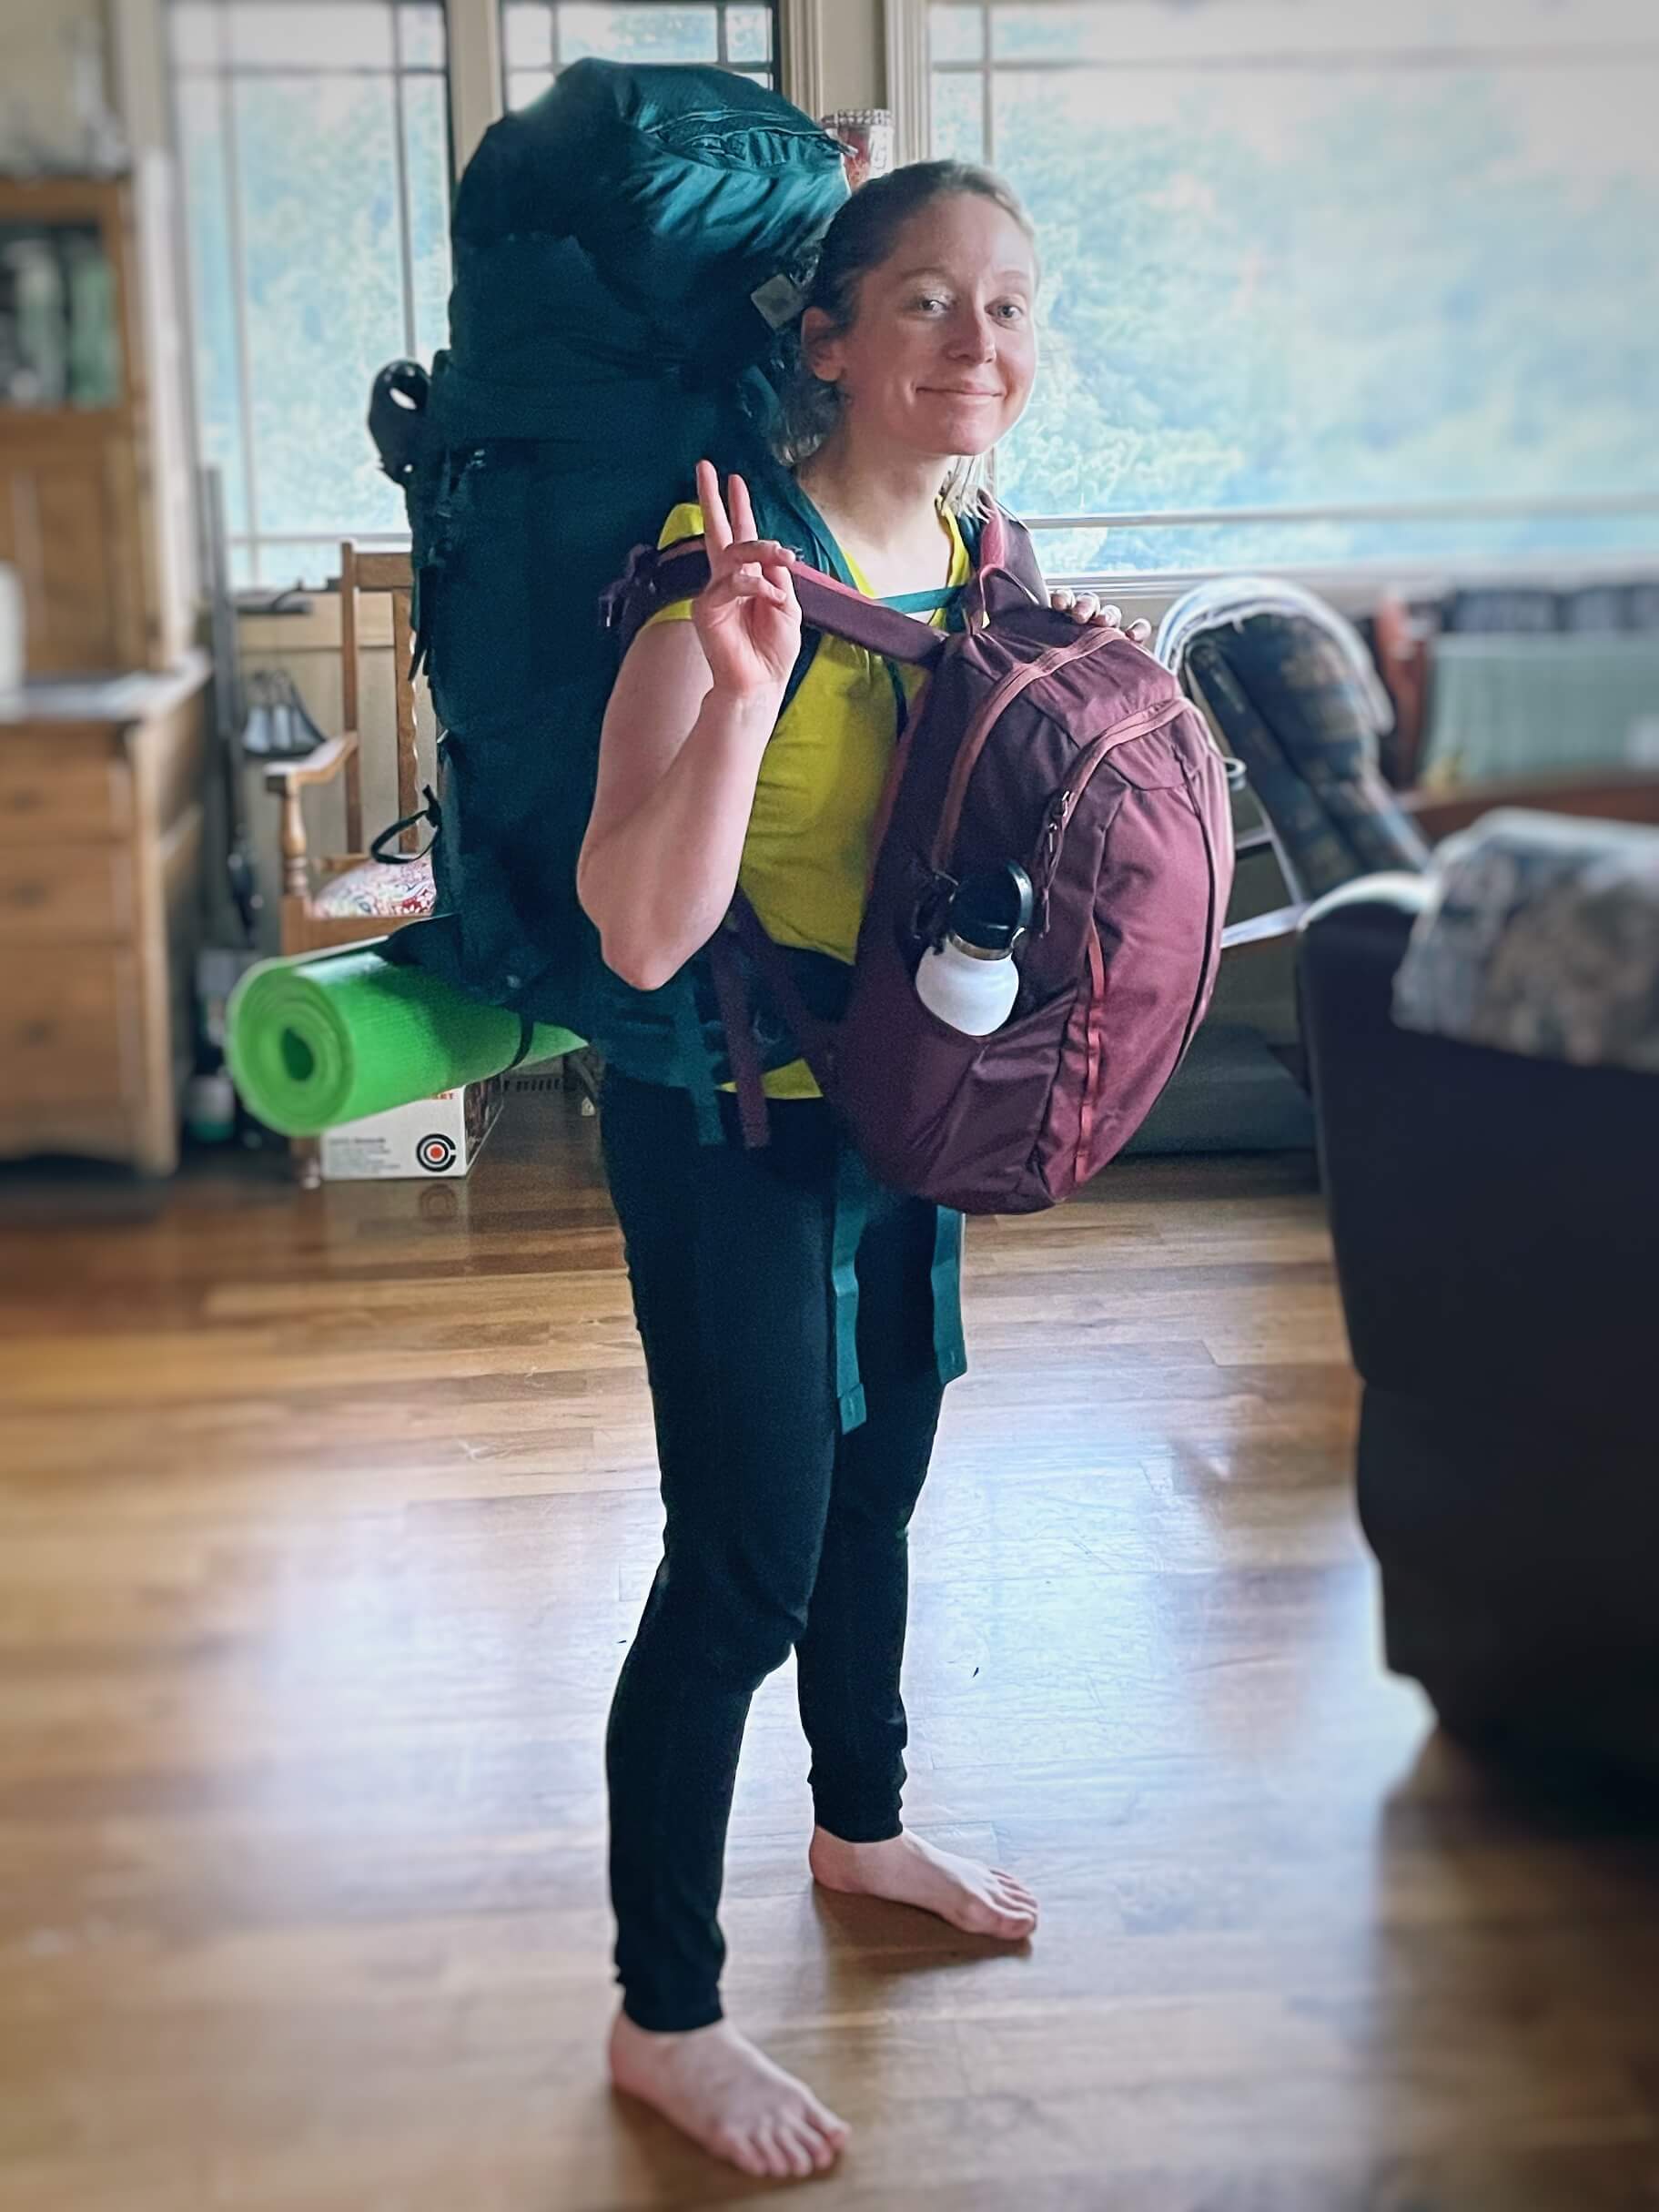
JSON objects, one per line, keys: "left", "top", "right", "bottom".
{"left": 706, "top": 926, "right": 770, "bottom": 1151}
{"left": 672, "top": 970, "right": 723, "bottom": 1147}
{"left": 930, "top": 1206, "right": 968, "bottom": 1390}
{"left": 505, "top": 1015, "right": 538, "bottom": 1073}
{"left": 831, "top": 1144, "right": 871, "bottom": 1435}
{"left": 881, "top": 585, "right": 963, "bottom": 619}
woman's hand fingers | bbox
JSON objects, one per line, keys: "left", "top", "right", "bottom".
{"left": 703, "top": 540, "right": 794, "bottom": 597}
{"left": 1051, "top": 589, "right": 1151, "bottom": 644}
{"left": 696, "top": 458, "right": 733, "bottom": 553}
{"left": 723, "top": 475, "right": 796, "bottom": 595}
{"left": 723, "top": 570, "right": 792, "bottom": 606}
{"left": 727, "top": 472, "right": 759, "bottom": 549}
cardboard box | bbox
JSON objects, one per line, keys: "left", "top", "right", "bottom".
{"left": 319, "top": 1079, "right": 504, "bottom": 1182}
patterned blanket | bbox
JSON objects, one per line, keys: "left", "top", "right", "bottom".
{"left": 1392, "top": 810, "right": 1659, "bottom": 1073}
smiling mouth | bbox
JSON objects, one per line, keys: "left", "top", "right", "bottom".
{"left": 923, "top": 387, "right": 1003, "bottom": 399}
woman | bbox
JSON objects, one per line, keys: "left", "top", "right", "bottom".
{"left": 578, "top": 160, "right": 1148, "bottom": 2182}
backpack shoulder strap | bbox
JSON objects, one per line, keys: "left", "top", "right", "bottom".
{"left": 974, "top": 498, "right": 1047, "bottom": 604}
{"left": 602, "top": 539, "right": 951, "bottom": 670}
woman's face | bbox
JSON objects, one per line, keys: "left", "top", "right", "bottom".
{"left": 806, "top": 191, "right": 1039, "bottom": 462}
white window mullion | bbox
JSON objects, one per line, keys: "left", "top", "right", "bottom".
{"left": 885, "top": 0, "right": 931, "bottom": 164}
{"left": 778, "top": 0, "right": 826, "bottom": 117}
{"left": 446, "top": 0, "right": 503, "bottom": 173}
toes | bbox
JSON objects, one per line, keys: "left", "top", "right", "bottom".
{"left": 966, "top": 1883, "right": 1037, "bottom": 1936}
{"left": 754, "top": 2124, "right": 797, "bottom": 2180}
{"left": 804, "top": 2095, "right": 850, "bottom": 2146}
{"left": 710, "top": 2124, "right": 767, "bottom": 2177}
{"left": 774, "top": 2119, "right": 818, "bottom": 2178}
{"left": 992, "top": 1871, "right": 1040, "bottom": 1910}
{"left": 804, "top": 2124, "right": 841, "bottom": 2171}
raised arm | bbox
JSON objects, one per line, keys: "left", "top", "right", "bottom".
{"left": 577, "top": 464, "right": 801, "bottom": 992}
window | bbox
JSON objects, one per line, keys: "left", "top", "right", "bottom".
{"left": 925, "top": 0, "right": 1659, "bottom": 578}
{"left": 169, "top": 1, "right": 453, "bottom": 588}
{"left": 501, "top": 4, "right": 778, "bottom": 111}
{"left": 166, "top": 2, "right": 790, "bottom": 585}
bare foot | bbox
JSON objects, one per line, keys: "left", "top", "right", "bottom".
{"left": 608, "top": 2012, "right": 849, "bottom": 2180}
{"left": 809, "top": 1826, "right": 1038, "bottom": 1941}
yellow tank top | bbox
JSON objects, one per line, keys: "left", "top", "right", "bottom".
{"left": 647, "top": 498, "right": 971, "bottom": 1098}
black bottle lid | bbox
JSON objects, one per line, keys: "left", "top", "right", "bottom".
{"left": 949, "top": 863, "right": 1035, "bottom": 952}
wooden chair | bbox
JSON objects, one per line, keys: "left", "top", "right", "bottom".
{"left": 262, "top": 543, "right": 436, "bottom": 959}
{"left": 258, "top": 545, "right": 595, "bottom": 1181}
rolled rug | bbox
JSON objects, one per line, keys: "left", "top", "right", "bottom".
{"left": 227, "top": 944, "right": 582, "bottom": 1137}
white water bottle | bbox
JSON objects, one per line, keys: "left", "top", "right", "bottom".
{"left": 915, "top": 865, "right": 1034, "bottom": 1037}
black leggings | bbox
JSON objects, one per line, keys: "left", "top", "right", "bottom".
{"left": 601, "top": 1071, "right": 947, "bottom": 2033}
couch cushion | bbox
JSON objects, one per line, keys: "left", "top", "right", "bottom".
{"left": 1391, "top": 809, "right": 1659, "bottom": 1074}
{"left": 312, "top": 855, "right": 437, "bottom": 921}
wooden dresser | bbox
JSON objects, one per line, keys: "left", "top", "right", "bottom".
{"left": 0, "top": 170, "right": 193, "bottom": 680}
{"left": 0, "top": 656, "right": 209, "bottom": 1174}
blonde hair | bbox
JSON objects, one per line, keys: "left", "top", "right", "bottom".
{"left": 773, "top": 159, "right": 1037, "bottom": 518}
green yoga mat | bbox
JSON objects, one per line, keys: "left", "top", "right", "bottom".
{"left": 227, "top": 944, "right": 582, "bottom": 1137}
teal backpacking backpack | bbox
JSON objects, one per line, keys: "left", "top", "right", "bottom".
{"left": 372, "top": 62, "right": 852, "bottom": 1072}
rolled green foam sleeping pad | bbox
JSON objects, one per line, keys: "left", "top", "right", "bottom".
{"left": 226, "top": 944, "right": 582, "bottom": 1137}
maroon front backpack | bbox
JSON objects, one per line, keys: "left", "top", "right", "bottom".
{"left": 613, "top": 503, "right": 1235, "bottom": 1216}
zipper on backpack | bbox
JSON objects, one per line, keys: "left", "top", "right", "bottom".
{"left": 930, "top": 625, "right": 1127, "bottom": 875}
{"left": 1074, "top": 918, "right": 1108, "bottom": 1183}
{"left": 1031, "top": 698, "right": 1189, "bottom": 915}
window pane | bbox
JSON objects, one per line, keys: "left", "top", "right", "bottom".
{"left": 952, "top": 6, "right": 1659, "bottom": 571}
{"left": 726, "top": 5, "right": 772, "bottom": 63}
{"left": 398, "top": 3, "right": 446, "bottom": 67}
{"left": 170, "top": 5, "right": 225, "bottom": 69}
{"left": 988, "top": 0, "right": 1656, "bottom": 67}
{"left": 233, "top": 73, "right": 406, "bottom": 536}
{"left": 931, "top": 69, "right": 985, "bottom": 164}
{"left": 508, "top": 66, "right": 556, "bottom": 107}
{"left": 989, "top": 4, "right": 1121, "bottom": 66}
{"left": 503, "top": 3, "right": 551, "bottom": 66}
{"left": 1037, "top": 507, "right": 1659, "bottom": 584}
{"left": 175, "top": 77, "right": 248, "bottom": 536}
{"left": 929, "top": 5, "right": 984, "bottom": 64}
{"left": 402, "top": 71, "right": 451, "bottom": 362}
{"left": 557, "top": 6, "right": 720, "bottom": 66}
{"left": 244, "top": 538, "right": 340, "bottom": 590}
{"left": 228, "top": 4, "right": 395, "bottom": 69}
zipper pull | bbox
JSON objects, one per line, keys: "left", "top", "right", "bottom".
{"left": 1034, "top": 791, "right": 1070, "bottom": 934}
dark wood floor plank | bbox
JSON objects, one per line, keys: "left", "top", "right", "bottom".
{"left": 2, "top": 1100, "right": 1655, "bottom": 2209}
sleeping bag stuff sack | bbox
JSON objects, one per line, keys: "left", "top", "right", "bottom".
{"left": 377, "top": 62, "right": 852, "bottom": 1076}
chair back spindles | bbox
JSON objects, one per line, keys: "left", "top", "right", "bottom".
{"left": 390, "top": 584, "right": 420, "bottom": 851}
{"left": 338, "top": 539, "right": 365, "bottom": 857}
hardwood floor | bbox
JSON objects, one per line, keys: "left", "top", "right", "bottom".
{"left": 2, "top": 1098, "right": 1656, "bottom": 2212}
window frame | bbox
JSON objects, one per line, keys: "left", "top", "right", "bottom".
{"left": 162, "top": 0, "right": 459, "bottom": 585}
{"left": 887, "top": 0, "right": 1659, "bottom": 591}
{"left": 499, "top": 2, "right": 787, "bottom": 115}
{"left": 152, "top": 0, "right": 827, "bottom": 588}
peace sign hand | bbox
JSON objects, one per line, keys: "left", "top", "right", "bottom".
{"left": 690, "top": 460, "right": 803, "bottom": 705}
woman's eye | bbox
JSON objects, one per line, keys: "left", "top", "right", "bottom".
{"left": 914, "top": 295, "right": 948, "bottom": 314}
{"left": 995, "top": 302, "right": 1027, "bottom": 323}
